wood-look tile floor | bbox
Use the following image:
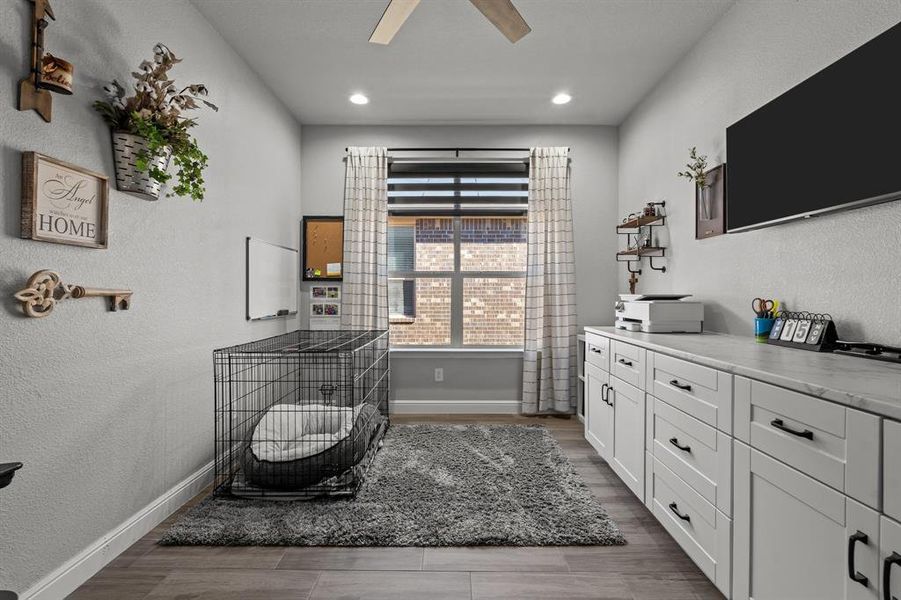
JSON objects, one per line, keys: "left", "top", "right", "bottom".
{"left": 69, "top": 415, "right": 724, "bottom": 599}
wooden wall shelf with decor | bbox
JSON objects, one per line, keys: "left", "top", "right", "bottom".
{"left": 616, "top": 201, "right": 667, "bottom": 280}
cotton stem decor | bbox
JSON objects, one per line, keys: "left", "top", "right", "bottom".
{"left": 340, "top": 147, "right": 389, "bottom": 330}
{"left": 522, "top": 147, "right": 577, "bottom": 415}
{"left": 94, "top": 43, "right": 218, "bottom": 201}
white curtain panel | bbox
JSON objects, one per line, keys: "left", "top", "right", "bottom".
{"left": 522, "top": 147, "right": 577, "bottom": 415}
{"left": 340, "top": 147, "right": 389, "bottom": 331}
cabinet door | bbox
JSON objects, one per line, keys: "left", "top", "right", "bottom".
{"left": 733, "top": 441, "right": 879, "bottom": 600}
{"left": 609, "top": 376, "right": 645, "bottom": 501}
{"left": 585, "top": 363, "right": 613, "bottom": 460}
{"left": 882, "top": 517, "right": 901, "bottom": 600}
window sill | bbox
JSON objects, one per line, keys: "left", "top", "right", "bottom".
{"left": 389, "top": 348, "right": 524, "bottom": 359}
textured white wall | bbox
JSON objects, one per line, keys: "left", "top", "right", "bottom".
{"left": 0, "top": 1, "right": 302, "bottom": 594}
{"left": 618, "top": 0, "right": 901, "bottom": 343}
{"left": 300, "top": 126, "right": 618, "bottom": 404}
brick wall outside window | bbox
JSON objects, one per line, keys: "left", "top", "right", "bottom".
{"left": 463, "top": 277, "right": 526, "bottom": 345}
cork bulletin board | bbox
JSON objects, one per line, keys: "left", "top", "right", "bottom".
{"left": 302, "top": 216, "right": 344, "bottom": 281}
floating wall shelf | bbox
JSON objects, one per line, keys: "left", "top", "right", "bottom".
{"left": 617, "top": 246, "right": 666, "bottom": 258}
{"left": 616, "top": 214, "right": 666, "bottom": 231}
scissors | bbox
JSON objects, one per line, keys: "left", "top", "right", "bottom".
{"left": 752, "top": 297, "right": 775, "bottom": 318}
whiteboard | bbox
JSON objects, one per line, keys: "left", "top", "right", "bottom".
{"left": 246, "top": 237, "right": 298, "bottom": 320}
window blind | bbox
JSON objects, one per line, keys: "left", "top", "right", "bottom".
{"left": 388, "top": 159, "right": 528, "bottom": 215}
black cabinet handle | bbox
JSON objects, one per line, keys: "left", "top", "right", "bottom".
{"left": 848, "top": 530, "right": 869, "bottom": 587}
{"left": 669, "top": 379, "right": 692, "bottom": 391}
{"left": 604, "top": 385, "right": 614, "bottom": 407}
{"left": 590, "top": 347, "right": 602, "bottom": 354}
{"left": 770, "top": 419, "right": 814, "bottom": 440}
{"left": 618, "top": 358, "right": 633, "bottom": 367}
{"left": 885, "top": 551, "right": 901, "bottom": 600}
{"left": 669, "top": 437, "right": 691, "bottom": 453}
{"left": 668, "top": 502, "right": 691, "bottom": 522}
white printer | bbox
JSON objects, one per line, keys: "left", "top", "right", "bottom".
{"left": 614, "top": 294, "right": 704, "bottom": 333}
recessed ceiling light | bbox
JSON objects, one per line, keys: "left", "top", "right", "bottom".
{"left": 552, "top": 93, "right": 572, "bottom": 105}
{"left": 349, "top": 93, "right": 369, "bottom": 105}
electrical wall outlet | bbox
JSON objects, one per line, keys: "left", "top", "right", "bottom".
{"left": 434, "top": 368, "right": 444, "bottom": 382}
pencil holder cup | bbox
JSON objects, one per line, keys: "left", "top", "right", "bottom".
{"left": 754, "top": 317, "right": 775, "bottom": 343}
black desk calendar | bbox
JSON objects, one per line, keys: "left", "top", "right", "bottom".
{"left": 767, "top": 311, "right": 839, "bottom": 352}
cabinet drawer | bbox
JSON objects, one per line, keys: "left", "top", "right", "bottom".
{"left": 885, "top": 420, "right": 901, "bottom": 522}
{"left": 585, "top": 333, "right": 610, "bottom": 373}
{"left": 734, "top": 377, "right": 881, "bottom": 509}
{"left": 651, "top": 397, "right": 732, "bottom": 515}
{"left": 650, "top": 457, "right": 731, "bottom": 595}
{"left": 649, "top": 352, "right": 733, "bottom": 433}
{"left": 612, "top": 340, "right": 646, "bottom": 389}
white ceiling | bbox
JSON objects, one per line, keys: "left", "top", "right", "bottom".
{"left": 192, "top": 0, "right": 734, "bottom": 125}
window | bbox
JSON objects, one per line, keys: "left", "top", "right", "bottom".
{"left": 387, "top": 158, "right": 528, "bottom": 348}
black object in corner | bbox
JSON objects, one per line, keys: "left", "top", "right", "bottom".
{"left": 0, "top": 462, "right": 23, "bottom": 490}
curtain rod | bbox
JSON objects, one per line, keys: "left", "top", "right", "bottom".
{"left": 343, "top": 147, "right": 570, "bottom": 153}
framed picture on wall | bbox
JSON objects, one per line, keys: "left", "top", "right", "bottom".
{"left": 21, "top": 152, "right": 109, "bottom": 249}
{"left": 696, "top": 163, "right": 726, "bottom": 240}
{"left": 302, "top": 216, "right": 344, "bottom": 281}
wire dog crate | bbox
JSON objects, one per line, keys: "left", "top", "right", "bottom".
{"left": 213, "top": 330, "right": 390, "bottom": 499}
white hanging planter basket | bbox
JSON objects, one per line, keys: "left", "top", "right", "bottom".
{"left": 111, "top": 131, "right": 171, "bottom": 200}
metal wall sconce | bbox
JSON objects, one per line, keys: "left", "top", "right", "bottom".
{"left": 18, "top": 0, "right": 74, "bottom": 122}
{"left": 14, "top": 270, "right": 132, "bottom": 318}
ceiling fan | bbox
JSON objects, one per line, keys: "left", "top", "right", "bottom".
{"left": 369, "top": 0, "right": 531, "bottom": 45}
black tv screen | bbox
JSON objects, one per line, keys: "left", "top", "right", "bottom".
{"left": 726, "top": 22, "right": 901, "bottom": 232}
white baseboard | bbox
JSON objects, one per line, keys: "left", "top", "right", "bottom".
{"left": 391, "top": 400, "right": 520, "bottom": 414}
{"left": 22, "top": 461, "right": 214, "bottom": 600}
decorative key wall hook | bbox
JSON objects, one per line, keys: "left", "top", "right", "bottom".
{"left": 18, "top": 0, "right": 74, "bottom": 122}
{"left": 13, "top": 270, "right": 132, "bottom": 318}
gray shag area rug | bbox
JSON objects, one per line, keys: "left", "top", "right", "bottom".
{"left": 160, "top": 424, "right": 626, "bottom": 547}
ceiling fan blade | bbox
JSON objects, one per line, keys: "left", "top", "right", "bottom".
{"left": 469, "top": 0, "right": 531, "bottom": 43}
{"left": 369, "top": 0, "right": 421, "bottom": 45}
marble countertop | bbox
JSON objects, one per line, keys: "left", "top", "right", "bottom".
{"left": 584, "top": 326, "right": 901, "bottom": 421}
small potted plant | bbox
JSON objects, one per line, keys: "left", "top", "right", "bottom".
{"left": 94, "top": 43, "right": 217, "bottom": 201}
{"left": 677, "top": 147, "right": 712, "bottom": 219}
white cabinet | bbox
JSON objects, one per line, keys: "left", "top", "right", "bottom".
{"left": 884, "top": 420, "right": 901, "bottom": 522}
{"left": 608, "top": 376, "right": 646, "bottom": 501}
{"left": 733, "top": 441, "right": 880, "bottom": 600}
{"left": 585, "top": 362, "right": 613, "bottom": 460}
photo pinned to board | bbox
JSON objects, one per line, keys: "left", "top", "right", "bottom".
{"left": 310, "top": 302, "right": 340, "bottom": 317}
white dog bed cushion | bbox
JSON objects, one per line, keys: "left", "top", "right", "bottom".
{"left": 241, "top": 403, "right": 385, "bottom": 491}
{"left": 250, "top": 404, "right": 360, "bottom": 463}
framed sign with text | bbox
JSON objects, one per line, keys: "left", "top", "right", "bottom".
{"left": 21, "top": 152, "right": 109, "bottom": 249}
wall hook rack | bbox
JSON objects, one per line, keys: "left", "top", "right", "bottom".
{"left": 18, "top": 0, "right": 73, "bottom": 122}
{"left": 13, "top": 270, "right": 132, "bottom": 318}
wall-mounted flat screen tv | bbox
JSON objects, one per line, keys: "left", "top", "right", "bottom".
{"left": 726, "top": 22, "right": 901, "bottom": 232}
